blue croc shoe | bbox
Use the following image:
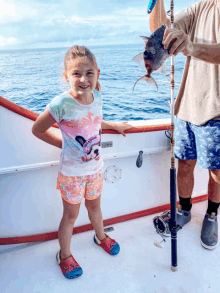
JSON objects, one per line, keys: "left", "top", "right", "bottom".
{"left": 56, "top": 250, "right": 83, "bottom": 279}
{"left": 94, "top": 234, "right": 120, "bottom": 255}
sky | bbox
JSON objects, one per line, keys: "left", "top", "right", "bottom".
{"left": 0, "top": 0, "right": 197, "bottom": 50}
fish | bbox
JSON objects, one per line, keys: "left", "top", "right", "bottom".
{"left": 132, "top": 24, "right": 172, "bottom": 91}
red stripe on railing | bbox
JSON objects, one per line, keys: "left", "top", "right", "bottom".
{"left": 0, "top": 95, "right": 59, "bottom": 129}
{"left": 0, "top": 194, "right": 207, "bottom": 245}
{"left": 0, "top": 96, "right": 171, "bottom": 133}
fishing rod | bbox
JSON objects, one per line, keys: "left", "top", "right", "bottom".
{"left": 147, "top": 0, "right": 178, "bottom": 271}
{"left": 169, "top": 0, "right": 178, "bottom": 272}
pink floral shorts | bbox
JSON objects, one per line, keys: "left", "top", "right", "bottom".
{"left": 56, "top": 169, "right": 103, "bottom": 204}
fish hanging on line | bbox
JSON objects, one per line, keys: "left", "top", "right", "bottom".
{"left": 132, "top": 24, "right": 173, "bottom": 91}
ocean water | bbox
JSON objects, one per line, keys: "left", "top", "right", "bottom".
{"left": 0, "top": 44, "right": 185, "bottom": 121}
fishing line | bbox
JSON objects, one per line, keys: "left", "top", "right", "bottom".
{"left": 157, "top": 78, "right": 180, "bottom": 86}
{"left": 158, "top": 0, "right": 161, "bottom": 33}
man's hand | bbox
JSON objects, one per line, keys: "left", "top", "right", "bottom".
{"left": 162, "top": 28, "right": 194, "bottom": 56}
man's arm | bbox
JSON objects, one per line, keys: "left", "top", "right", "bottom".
{"left": 149, "top": 0, "right": 170, "bottom": 32}
{"left": 163, "top": 28, "right": 220, "bottom": 65}
{"left": 189, "top": 43, "right": 220, "bottom": 65}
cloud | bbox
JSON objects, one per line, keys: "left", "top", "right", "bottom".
{"left": 0, "top": 7, "right": 150, "bottom": 48}
{"left": 0, "top": 0, "right": 38, "bottom": 24}
{"left": 0, "top": 0, "right": 197, "bottom": 49}
{"left": 0, "top": 0, "right": 16, "bottom": 17}
{"left": 0, "top": 35, "right": 18, "bottom": 46}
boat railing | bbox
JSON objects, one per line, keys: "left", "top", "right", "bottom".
{"left": 0, "top": 95, "right": 171, "bottom": 176}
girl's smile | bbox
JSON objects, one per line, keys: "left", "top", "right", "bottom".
{"left": 64, "top": 58, "right": 100, "bottom": 104}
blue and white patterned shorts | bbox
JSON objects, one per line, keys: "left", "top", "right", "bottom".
{"left": 174, "top": 117, "right": 220, "bottom": 169}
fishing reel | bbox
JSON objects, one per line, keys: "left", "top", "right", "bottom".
{"left": 153, "top": 211, "right": 171, "bottom": 248}
{"left": 153, "top": 210, "right": 171, "bottom": 237}
{"left": 153, "top": 211, "right": 182, "bottom": 248}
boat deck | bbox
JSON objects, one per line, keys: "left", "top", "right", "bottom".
{"left": 1, "top": 200, "right": 220, "bottom": 293}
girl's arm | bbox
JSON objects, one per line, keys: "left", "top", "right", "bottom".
{"left": 32, "top": 109, "right": 62, "bottom": 149}
{"left": 101, "top": 120, "right": 132, "bottom": 137}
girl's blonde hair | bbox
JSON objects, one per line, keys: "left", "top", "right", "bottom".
{"left": 64, "top": 45, "right": 101, "bottom": 92}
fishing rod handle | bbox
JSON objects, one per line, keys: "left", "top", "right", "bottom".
{"left": 147, "top": 0, "right": 158, "bottom": 14}
{"left": 170, "top": 168, "right": 178, "bottom": 270}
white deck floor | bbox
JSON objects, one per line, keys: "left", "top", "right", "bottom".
{"left": 1, "top": 200, "right": 220, "bottom": 293}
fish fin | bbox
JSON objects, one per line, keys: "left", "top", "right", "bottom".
{"left": 140, "top": 36, "right": 150, "bottom": 44}
{"left": 133, "top": 75, "right": 158, "bottom": 91}
{"left": 154, "top": 62, "right": 166, "bottom": 74}
{"left": 146, "top": 76, "right": 158, "bottom": 90}
{"left": 132, "top": 52, "right": 146, "bottom": 72}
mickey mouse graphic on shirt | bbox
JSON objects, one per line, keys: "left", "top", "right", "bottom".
{"left": 75, "top": 130, "right": 101, "bottom": 162}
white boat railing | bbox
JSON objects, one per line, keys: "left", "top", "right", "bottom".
{"left": 0, "top": 95, "right": 172, "bottom": 176}
{"left": 0, "top": 146, "right": 170, "bottom": 175}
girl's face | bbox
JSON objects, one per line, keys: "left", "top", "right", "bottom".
{"left": 63, "top": 57, "right": 100, "bottom": 99}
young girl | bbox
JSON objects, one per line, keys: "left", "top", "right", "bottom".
{"left": 32, "top": 45, "right": 132, "bottom": 280}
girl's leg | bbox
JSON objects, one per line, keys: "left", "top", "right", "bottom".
{"left": 85, "top": 196, "right": 106, "bottom": 241}
{"left": 58, "top": 198, "right": 81, "bottom": 260}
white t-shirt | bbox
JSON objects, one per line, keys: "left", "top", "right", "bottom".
{"left": 47, "top": 90, "right": 103, "bottom": 176}
{"left": 174, "top": 0, "right": 220, "bottom": 125}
